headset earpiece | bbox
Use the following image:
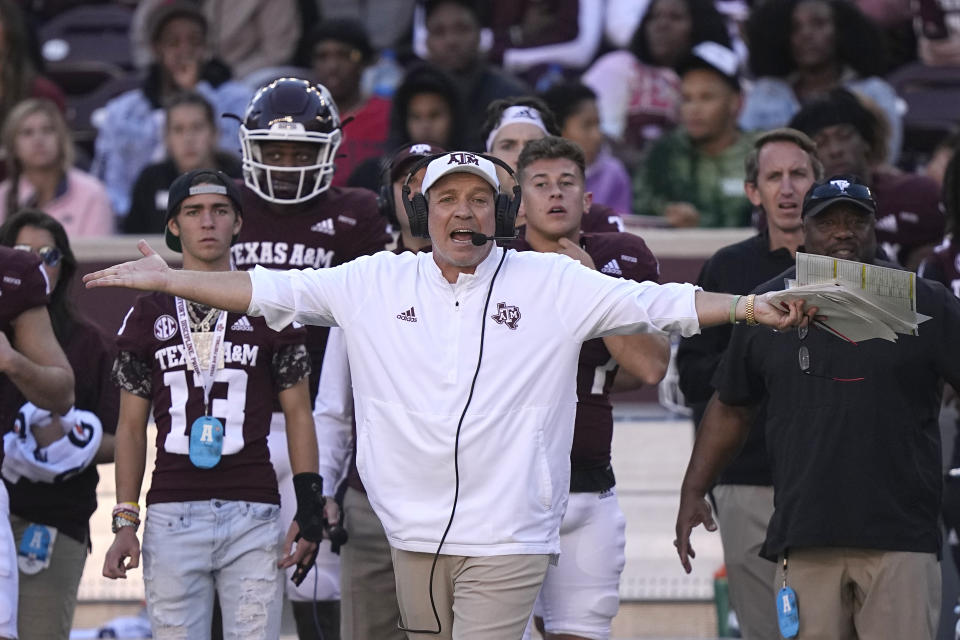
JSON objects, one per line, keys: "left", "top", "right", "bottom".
{"left": 403, "top": 185, "right": 431, "bottom": 238}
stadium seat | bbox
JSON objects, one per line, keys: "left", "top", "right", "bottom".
{"left": 888, "top": 62, "right": 960, "bottom": 162}
{"left": 39, "top": 4, "right": 135, "bottom": 71}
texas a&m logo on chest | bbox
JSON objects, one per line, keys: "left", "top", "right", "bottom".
{"left": 490, "top": 302, "right": 521, "bottom": 330}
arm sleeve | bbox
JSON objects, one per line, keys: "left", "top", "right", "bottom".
{"left": 112, "top": 351, "right": 153, "bottom": 399}
{"left": 247, "top": 259, "right": 371, "bottom": 331}
{"left": 313, "top": 327, "right": 354, "bottom": 493}
{"left": 271, "top": 343, "right": 311, "bottom": 392}
{"left": 552, "top": 257, "right": 700, "bottom": 342}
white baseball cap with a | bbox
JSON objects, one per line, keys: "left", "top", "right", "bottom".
{"left": 421, "top": 152, "right": 500, "bottom": 194}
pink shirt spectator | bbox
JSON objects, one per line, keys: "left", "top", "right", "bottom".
{"left": 0, "top": 169, "right": 114, "bottom": 237}
{"left": 582, "top": 51, "right": 680, "bottom": 152}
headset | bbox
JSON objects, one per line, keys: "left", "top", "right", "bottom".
{"left": 376, "top": 155, "right": 399, "bottom": 225}
{"left": 400, "top": 153, "right": 522, "bottom": 240}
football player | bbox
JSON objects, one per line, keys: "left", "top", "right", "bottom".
{"left": 233, "top": 77, "right": 391, "bottom": 637}
{"left": 102, "top": 170, "right": 323, "bottom": 639}
{"left": 513, "top": 137, "right": 669, "bottom": 640}
{"left": 0, "top": 244, "right": 74, "bottom": 640}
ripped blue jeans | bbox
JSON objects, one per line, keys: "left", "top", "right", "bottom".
{"left": 142, "top": 500, "right": 284, "bottom": 639}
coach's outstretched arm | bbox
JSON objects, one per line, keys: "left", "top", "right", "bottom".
{"left": 84, "top": 240, "right": 252, "bottom": 312}
{"left": 694, "top": 290, "right": 814, "bottom": 331}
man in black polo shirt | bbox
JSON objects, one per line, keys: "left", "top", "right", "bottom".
{"left": 676, "top": 127, "right": 822, "bottom": 640}
{"left": 675, "top": 175, "right": 960, "bottom": 639}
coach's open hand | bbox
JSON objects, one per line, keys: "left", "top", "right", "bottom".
{"left": 83, "top": 240, "right": 171, "bottom": 292}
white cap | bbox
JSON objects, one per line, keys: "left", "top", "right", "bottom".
{"left": 689, "top": 41, "right": 739, "bottom": 80}
{"left": 421, "top": 152, "right": 500, "bottom": 194}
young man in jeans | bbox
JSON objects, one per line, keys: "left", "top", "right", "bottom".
{"left": 102, "top": 170, "right": 326, "bottom": 638}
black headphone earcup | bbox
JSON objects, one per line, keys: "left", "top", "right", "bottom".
{"left": 378, "top": 183, "right": 397, "bottom": 225}
{"left": 408, "top": 192, "right": 430, "bottom": 238}
{"left": 494, "top": 185, "right": 521, "bottom": 238}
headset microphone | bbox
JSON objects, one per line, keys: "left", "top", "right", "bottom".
{"left": 470, "top": 232, "right": 516, "bottom": 246}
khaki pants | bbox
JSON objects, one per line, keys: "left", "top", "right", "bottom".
{"left": 340, "top": 488, "right": 405, "bottom": 640}
{"left": 713, "top": 484, "right": 778, "bottom": 640}
{"left": 10, "top": 514, "right": 87, "bottom": 640}
{"left": 774, "top": 547, "right": 940, "bottom": 640}
{"left": 391, "top": 548, "right": 549, "bottom": 640}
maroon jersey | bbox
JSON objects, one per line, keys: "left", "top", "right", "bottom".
{"left": 232, "top": 184, "right": 391, "bottom": 402}
{"left": 582, "top": 203, "right": 623, "bottom": 233}
{"left": 116, "top": 293, "right": 308, "bottom": 505}
{"left": 921, "top": 237, "right": 960, "bottom": 298}
{"left": 0, "top": 247, "right": 50, "bottom": 445}
{"left": 872, "top": 170, "right": 945, "bottom": 268}
{"left": 513, "top": 231, "right": 660, "bottom": 476}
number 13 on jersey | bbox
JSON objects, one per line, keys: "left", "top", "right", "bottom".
{"left": 162, "top": 368, "right": 249, "bottom": 455}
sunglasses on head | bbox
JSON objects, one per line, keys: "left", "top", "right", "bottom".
{"left": 807, "top": 181, "right": 874, "bottom": 203}
{"left": 14, "top": 244, "right": 62, "bottom": 267}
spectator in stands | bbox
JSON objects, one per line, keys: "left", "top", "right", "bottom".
{"left": 423, "top": 0, "right": 528, "bottom": 151}
{"left": 0, "top": 210, "right": 117, "bottom": 640}
{"left": 915, "top": 0, "right": 960, "bottom": 66}
{"left": 0, "top": 0, "right": 65, "bottom": 134}
{"left": 482, "top": 96, "right": 624, "bottom": 234}
{"left": 92, "top": 1, "right": 250, "bottom": 217}
{"left": 0, "top": 99, "right": 113, "bottom": 236}
{"left": 923, "top": 130, "right": 960, "bottom": 187}
{"left": 488, "top": 0, "right": 603, "bottom": 85}
{"left": 790, "top": 88, "right": 943, "bottom": 270}
{"left": 582, "top": 0, "right": 731, "bottom": 161}
{"left": 309, "top": 19, "right": 390, "bottom": 188}
{"left": 348, "top": 64, "right": 465, "bottom": 192}
{"left": 740, "top": 0, "right": 902, "bottom": 164}
{"left": 541, "top": 81, "right": 633, "bottom": 215}
{"left": 634, "top": 42, "right": 754, "bottom": 228}
{"left": 132, "top": 0, "right": 301, "bottom": 79}
{"left": 317, "top": 0, "right": 416, "bottom": 51}
{"left": 125, "top": 92, "right": 241, "bottom": 235}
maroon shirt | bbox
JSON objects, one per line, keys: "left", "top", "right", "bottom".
{"left": 0, "top": 247, "right": 50, "bottom": 445}
{"left": 5, "top": 319, "right": 119, "bottom": 542}
{"left": 233, "top": 183, "right": 391, "bottom": 402}
{"left": 872, "top": 169, "right": 945, "bottom": 268}
{"left": 116, "top": 293, "right": 307, "bottom": 505}
{"left": 513, "top": 231, "right": 660, "bottom": 480}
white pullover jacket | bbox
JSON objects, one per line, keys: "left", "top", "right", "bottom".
{"left": 248, "top": 246, "right": 700, "bottom": 556}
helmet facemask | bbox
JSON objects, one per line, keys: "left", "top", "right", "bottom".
{"left": 240, "top": 124, "right": 342, "bottom": 204}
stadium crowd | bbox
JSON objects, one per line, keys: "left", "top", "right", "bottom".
{"left": 0, "top": 0, "right": 959, "bottom": 639}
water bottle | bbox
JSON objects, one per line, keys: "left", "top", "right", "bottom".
{"left": 371, "top": 48, "right": 403, "bottom": 98}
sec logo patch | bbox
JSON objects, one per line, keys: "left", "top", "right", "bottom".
{"left": 154, "top": 314, "right": 178, "bottom": 341}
